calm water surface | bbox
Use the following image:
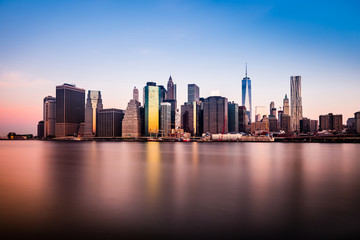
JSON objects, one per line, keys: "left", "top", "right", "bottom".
{"left": 1, "top": 141, "right": 360, "bottom": 238}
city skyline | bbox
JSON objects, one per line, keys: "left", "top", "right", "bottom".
{"left": 0, "top": 0, "right": 359, "bottom": 136}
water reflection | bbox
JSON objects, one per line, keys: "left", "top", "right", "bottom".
{"left": 1, "top": 141, "right": 360, "bottom": 237}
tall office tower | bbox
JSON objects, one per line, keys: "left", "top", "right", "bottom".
{"left": 188, "top": 84, "right": 200, "bottom": 103}
{"left": 55, "top": 84, "right": 85, "bottom": 137}
{"left": 181, "top": 102, "right": 202, "bottom": 136}
{"left": 319, "top": 113, "right": 343, "bottom": 132}
{"left": 290, "top": 76, "right": 303, "bottom": 132}
{"left": 84, "top": 90, "right": 103, "bottom": 136}
{"left": 96, "top": 109, "right": 124, "bottom": 137}
{"left": 133, "top": 87, "right": 139, "bottom": 102}
{"left": 143, "top": 82, "right": 161, "bottom": 136}
{"left": 242, "top": 64, "right": 252, "bottom": 124}
{"left": 228, "top": 102, "right": 239, "bottom": 132}
{"left": 203, "top": 96, "right": 228, "bottom": 134}
{"left": 122, "top": 99, "right": 142, "bottom": 137}
{"left": 310, "top": 120, "right": 318, "bottom": 133}
{"left": 239, "top": 106, "right": 247, "bottom": 132}
{"left": 43, "top": 96, "right": 56, "bottom": 137}
{"left": 255, "top": 106, "right": 266, "bottom": 122}
{"left": 281, "top": 114, "right": 291, "bottom": 133}
{"left": 160, "top": 102, "right": 171, "bottom": 137}
{"left": 270, "top": 108, "right": 277, "bottom": 118}
{"left": 269, "top": 118, "right": 278, "bottom": 132}
{"left": 175, "top": 109, "right": 181, "bottom": 129}
{"left": 278, "top": 110, "right": 284, "bottom": 127}
{"left": 158, "top": 85, "right": 167, "bottom": 102}
{"left": 283, "top": 94, "right": 290, "bottom": 115}
{"left": 167, "top": 76, "right": 176, "bottom": 100}
{"left": 270, "top": 102, "right": 275, "bottom": 116}
{"left": 37, "top": 121, "right": 44, "bottom": 139}
{"left": 164, "top": 99, "right": 176, "bottom": 129}
{"left": 354, "top": 112, "right": 360, "bottom": 134}
{"left": 300, "top": 118, "right": 311, "bottom": 133}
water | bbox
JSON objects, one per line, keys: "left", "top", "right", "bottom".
{"left": 1, "top": 141, "right": 360, "bottom": 238}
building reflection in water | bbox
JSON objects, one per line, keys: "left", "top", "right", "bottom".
{"left": 146, "top": 142, "right": 161, "bottom": 207}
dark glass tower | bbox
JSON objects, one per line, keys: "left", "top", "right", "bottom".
{"left": 242, "top": 64, "right": 252, "bottom": 124}
{"left": 55, "top": 84, "right": 85, "bottom": 137}
{"left": 203, "top": 96, "right": 228, "bottom": 134}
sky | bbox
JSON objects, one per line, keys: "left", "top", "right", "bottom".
{"left": 0, "top": 0, "right": 359, "bottom": 136}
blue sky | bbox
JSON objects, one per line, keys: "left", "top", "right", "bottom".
{"left": 0, "top": 0, "right": 359, "bottom": 135}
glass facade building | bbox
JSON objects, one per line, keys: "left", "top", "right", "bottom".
{"left": 242, "top": 69, "right": 252, "bottom": 124}
{"left": 55, "top": 84, "right": 85, "bottom": 137}
{"left": 43, "top": 96, "right": 56, "bottom": 138}
{"left": 144, "top": 83, "right": 162, "bottom": 136}
{"left": 188, "top": 84, "right": 199, "bottom": 103}
{"left": 96, "top": 109, "right": 124, "bottom": 137}
{"left": 228, "top": 102, "right": 239, "bottom": 132}
{"left": 203, "top": 96, "right": 228, "bottom": 134}
{"left": 160, "top": 102, "right": 171, "bottom": 137}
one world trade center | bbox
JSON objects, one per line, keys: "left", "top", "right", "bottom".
{"left": 242, "top": 64, "right": 252, "bottom": 124}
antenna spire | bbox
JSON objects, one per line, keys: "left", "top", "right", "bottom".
{"left": 245, "top": 62, "right": 247, "bottom": 78}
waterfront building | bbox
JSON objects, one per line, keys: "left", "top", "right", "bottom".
{"left": 133, "top": 87, "right": 139, "bottom": 102}
{"left": 283, "top": 94, "right": 290, "bottom": 115}
{"left": 167, "top": 76, "right": 176, "bottom": 101}
{"left": 96, "top": 109, "right": 124, "bottom": 137}
{"left": 164, "top": 99, "right": 176, "bottom": 130}
{"left": 269, "top": 118, "right": 278, "bottom": 132}
{"left": 355, "top": 112, "right": 360, "bottom": 134}
{"left": 300, "top": 118, "right": 311, "bottom": 133}
{"left": 55, "top": 84, "right": 85, "bottom": 137}
{"left": 84, "top": 90, "right": 103, "bottom": 136}
{"left": 270, "top": 108, "right": 277, "bottom": 118}
{"left": 310, "top": 120, "right": 318, "bottom": 133}
{"left": 122, "top": 99, "right": 142, "bottom": 137}
{"left": 281, "top": 114, "right": 291, "bottom": 133}
{"left": 143, "top": 82, "right": 162, "bottom": 136}
{"left": 175, "top": 108, "right": 181, "bottom": 129}
{"left": 188, "top": 84, "right": 200, "bottom": 103}
{"left": 251, "top": 116, "right": 269, "bottom": 134}
{"left": 319, "top": 113, "right": 343, "bottom": 132}
{"left": 160, "top": 102, "right": 171, "bottom": 137}
{"left": 43, "top": 96, "right": 56, "bottom": 138}
{"left": 255, "top": 106, "right": 266, "bottom": 122}
{"left": 181, "top": 102, "right": 202, "bottom": 136}
{"left": 242, "top": 65, "right": 252, "bottom": 124}
{"left": 347, "top": 118, "right": 355, "bottom": 130}
{"left": 239, "top": 106, "right": 248, "bottom": 133}
{"left": 290, "top": 76, "right": 303, "bottom": 132}
{"left": 203, "top": 96, "right": 228, "bottom": 134}
{"left": 37, "top": 121, "right": 44, "bottom": 139}
{"left": 228, "top": 102, "right": 239, "bottom": 132}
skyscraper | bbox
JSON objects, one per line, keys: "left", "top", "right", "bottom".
{"left": 143, "top": 82, "right": 161, "bottom": 136}
{"left": 270, "top": 102, "right": 275, "bottom": 116}
{"left": 354, "top": 112, "right": 360, "bottom": 134}
{"left": 181, "top": 102, "right": 202, "bottom": 136}
{"left": 37, "top": 121, "right": 44, "bottom": 139}
{"left": 290, "top": 76, "right": 303, "bottom": 132}
{"left": 239, "top": 106, "right": 247, "bottom": 132}
{"left": 84, "top": 90, "right": 103, "bottom": 136}
{"left": 55, "top": 84, "right": 85, "bottom": 137}
{"left": 167, "top": 76, "right": 176, "bottom": 101}
{"left": 122, "top": 99, "right": 142, "bottom": 137}
{"left": 283, "top": 94, "right": 290, "bottom": 115}
{"left": 133, "top": 87, "right": 139, "bottom": 102}
{"left": 319, "top": 113, "right": 343, "bottom": 132}
{"left": 228, "top": 102, "right": 239, "bottom": 132}
{"left": 203, "top": 96, "right": 228, "bottom": 134}
{"left": 96, "top": 109, "right": 124, "bottom": 137}
{"left": 43, "top": 96, "right": 56, "bottom": 138}
{"left": 242, "top": 64, "right": 252, "bottom": 124}
{"left": 188, "top": 84, "right": 200, "bottom": 103}
{"left": 160, "top": 102, "right": 171, "bottom": 137}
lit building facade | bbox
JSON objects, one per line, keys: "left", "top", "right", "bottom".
{"left": 181, "top": 102, "right": 202, "bottom": 136}
{"left": 290, "top": 76, "right": 303, "bottom": 132}
{"left": 55, "top": 84, "right": 85, "bottom": 137}
{"left": 283, "top": 94, "right": 290, "bottom": 115}
{"left": 143, "top": 82, "right": 161, "bottom": 136}
{"left": 43, "top": 96, "right": 56, "bottom": 138}
{"left": 84, "top": 90, "right": 103, "bottom": 136}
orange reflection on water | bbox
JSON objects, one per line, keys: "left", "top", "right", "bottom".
{"left": 146, "top": 142, "right": 161, "bottom": 206}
